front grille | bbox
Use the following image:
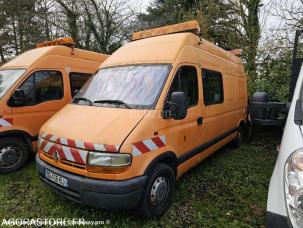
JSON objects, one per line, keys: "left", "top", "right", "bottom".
{"left": 61, "top": 160, "right": 85, "bottom": 169}
{"left": 42, "top": 152, "right": 85, "bottom": 170}
{"left": 43, "top": 151, "right": 53, "bottom": 159}
{"left": 40, "top": 135, "right": 88, "bottom": 170}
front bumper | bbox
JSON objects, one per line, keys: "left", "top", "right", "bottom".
{"left": 36, "top": 155, "right": 147, "bottom": 209}
{"left": 266, "top": 211, "right": 291, "bottom": 228}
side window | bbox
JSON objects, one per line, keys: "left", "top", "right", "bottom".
{"left": 35, "top": 71, "right": 63, "bottom": 103}
{"left": 168, "top": 66, "right": 198, "bottom": 107}
{"left": 19, "top": 74, "right": 34, "bottom": 106}
{"left": 202, "top": 69, "right": 224, "bottom": 105}
{"left": 17, "top": 71, "right": 63, "bottom": 106}
{"left": 69, "top": 72, "right": 92, "bottom": 97}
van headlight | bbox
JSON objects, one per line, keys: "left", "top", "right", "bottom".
{"left": 87, "top": 152, "right": 131, "bottom": 167}
{"left": 285, "top": 148, "right": 303, "bottom": 228}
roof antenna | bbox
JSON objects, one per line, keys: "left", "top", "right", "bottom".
{"left": 228, "top": 49, "right": 242, "bottom": 57}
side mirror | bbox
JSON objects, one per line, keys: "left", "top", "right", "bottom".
{"left": 8, "top": 89, "right": 26, "bottom": 107}
{"left": 169, "top": 91, "right": 187, "bottom": 120}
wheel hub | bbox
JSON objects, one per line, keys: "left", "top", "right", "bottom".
{"left": 150, "top": 176, "right": 168, "bottom": 206}
{"left": 0, "top": 147, "right": 19, "bottom": 165}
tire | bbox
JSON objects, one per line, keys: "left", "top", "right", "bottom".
{"left": 136, "top": 163, "right": 175, "bottom": 218}
{"left": 232, "top": 125, "right": 244, "bottom": 148}
{"left": 0, "top": 137, "right": 29, "bottom": 173}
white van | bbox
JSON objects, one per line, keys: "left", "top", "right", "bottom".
{"left": 267, "top": 65, "right": 303, "bottom": 228}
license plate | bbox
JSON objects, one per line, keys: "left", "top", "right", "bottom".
{"left": 45, "top": 170, "right": 68, "bottom": 187}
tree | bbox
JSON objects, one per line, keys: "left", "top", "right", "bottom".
{"left": 137, "top": 0, "right": 262, "bottom": 80}
{"left": 82, "top": 0, "right": 135, "bottom": 53}
{"left": 0, "top": 0, "right": 45, "bottom": 60}
{"left": 276, "top": 0, "right": 303, "bottom": 31}
{"left": 137, "top": 0, "right": 239, "bottom": 47}
{"left": 0, "top": 1, "right": 8, "bottom": 62}
{"left": 227, "top": 0, "right": 261, "bottom": 80}
{"left": 252, "top": 47, "right": 292, "bottom": 101}
{"left": 0, "top": 0, "right": 138, "bottom": 63}
{"left": 55, "top": 0, "right": 82, "bottom": 47}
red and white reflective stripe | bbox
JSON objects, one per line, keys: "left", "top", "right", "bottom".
{"left": 39, "top": 132, "right": 120, "bottom": 152}
{"left": 39, "top": 137, "right": 87, "bottom": 164}
{"left": 0, "top": 118, "right": 13, "bottom": 127}
{"left": 132, "top": 135, "right": 166, "bottom": 156}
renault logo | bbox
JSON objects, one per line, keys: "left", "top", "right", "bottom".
{"left": 53, "top": 151, "right": 60, "bottom": 161}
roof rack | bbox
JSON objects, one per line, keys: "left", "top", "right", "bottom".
{"left": 132, "top": 20, "right": 201, "bottom": 41}
{"left": 36, "top": 37, "right": 75, "bottom": 48}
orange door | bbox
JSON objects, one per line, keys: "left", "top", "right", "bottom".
{"left": 174, "top": 67, "right": 232, "bottom": 176}
{"left": 162, "top": 65, "right": 203, "bottom": 157}
{"left": 10, "top": 70, "right": 69, "bottom": 138}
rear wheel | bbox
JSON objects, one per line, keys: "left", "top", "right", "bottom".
{"left": 136, "top": 163, "right": 175, "bottom": 218}
{"left": 0, "top": 137, "right": 29, "bottom": 173}
{"left": 232, "top": 125, "right": 244, "bottom": 148}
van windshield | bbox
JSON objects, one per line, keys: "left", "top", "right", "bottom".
{"left": 0, "top": 69, "right": 26, "bottom": 99}
{"left": 73, "top": 64, "right": 171, "bottom": 109}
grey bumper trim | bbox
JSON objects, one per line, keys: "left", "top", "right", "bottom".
{"left": 36, "top": 154, "right": 147, "bottom": 209}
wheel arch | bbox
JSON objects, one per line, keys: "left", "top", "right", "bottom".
{"left": 143, "top": 151, "right": 178, "bottom": 177}
{"left": 237, "top": 119, "right": 246, "bottom": 129}
{"left": 0, "top": 130, "right": 34, "bottom": 152}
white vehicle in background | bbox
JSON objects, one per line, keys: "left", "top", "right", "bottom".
{"left": 267, "top": 30, "right": 303, "bottom": 228}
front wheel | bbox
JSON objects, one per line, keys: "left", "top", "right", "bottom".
{"left": 136, "top": 163, "right": 175, "bottom": 218}
{"left": 0, "top": 137, "right": 29, "bottom": 173}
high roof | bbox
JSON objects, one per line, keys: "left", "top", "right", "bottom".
{"left": 101, "top": 32, "right": 242, "bottom": 68}
{"left": 132, "top": 20, "right": 200, "bottom": 41}
{"left": 2, "top": 46, "right": 108, "bottom": 68}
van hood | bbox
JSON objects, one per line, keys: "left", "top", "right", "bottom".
{"left": 43, "top": 104, "right": 147, "bottom": 150}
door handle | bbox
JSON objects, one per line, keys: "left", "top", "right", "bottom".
{"left": 197, "top": 117, "right": 203, "bottom": 125}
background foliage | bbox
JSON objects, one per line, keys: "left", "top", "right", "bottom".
{"left": 0, "top": 0, "right": 302, "bottom": 101}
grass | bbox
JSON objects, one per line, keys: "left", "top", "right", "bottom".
{"left": 0, "top": 127, "right": 281, "bottom": 227}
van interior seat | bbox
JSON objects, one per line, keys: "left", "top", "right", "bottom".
{"left": 35, "top": 86, "right": 62, "bottom": 102}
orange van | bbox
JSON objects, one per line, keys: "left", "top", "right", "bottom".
{"left": 36, "top": 21, "right": 247, "bottom": 217}
{"left": 0, "top": 38, "right": 108, "bottom": 173}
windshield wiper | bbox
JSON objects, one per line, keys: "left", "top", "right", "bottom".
{"left": 93, "top": 99, "right": 132, "bottom": 109}
{"left": 73, "top": 97, "right": 93, "bottom": 106}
